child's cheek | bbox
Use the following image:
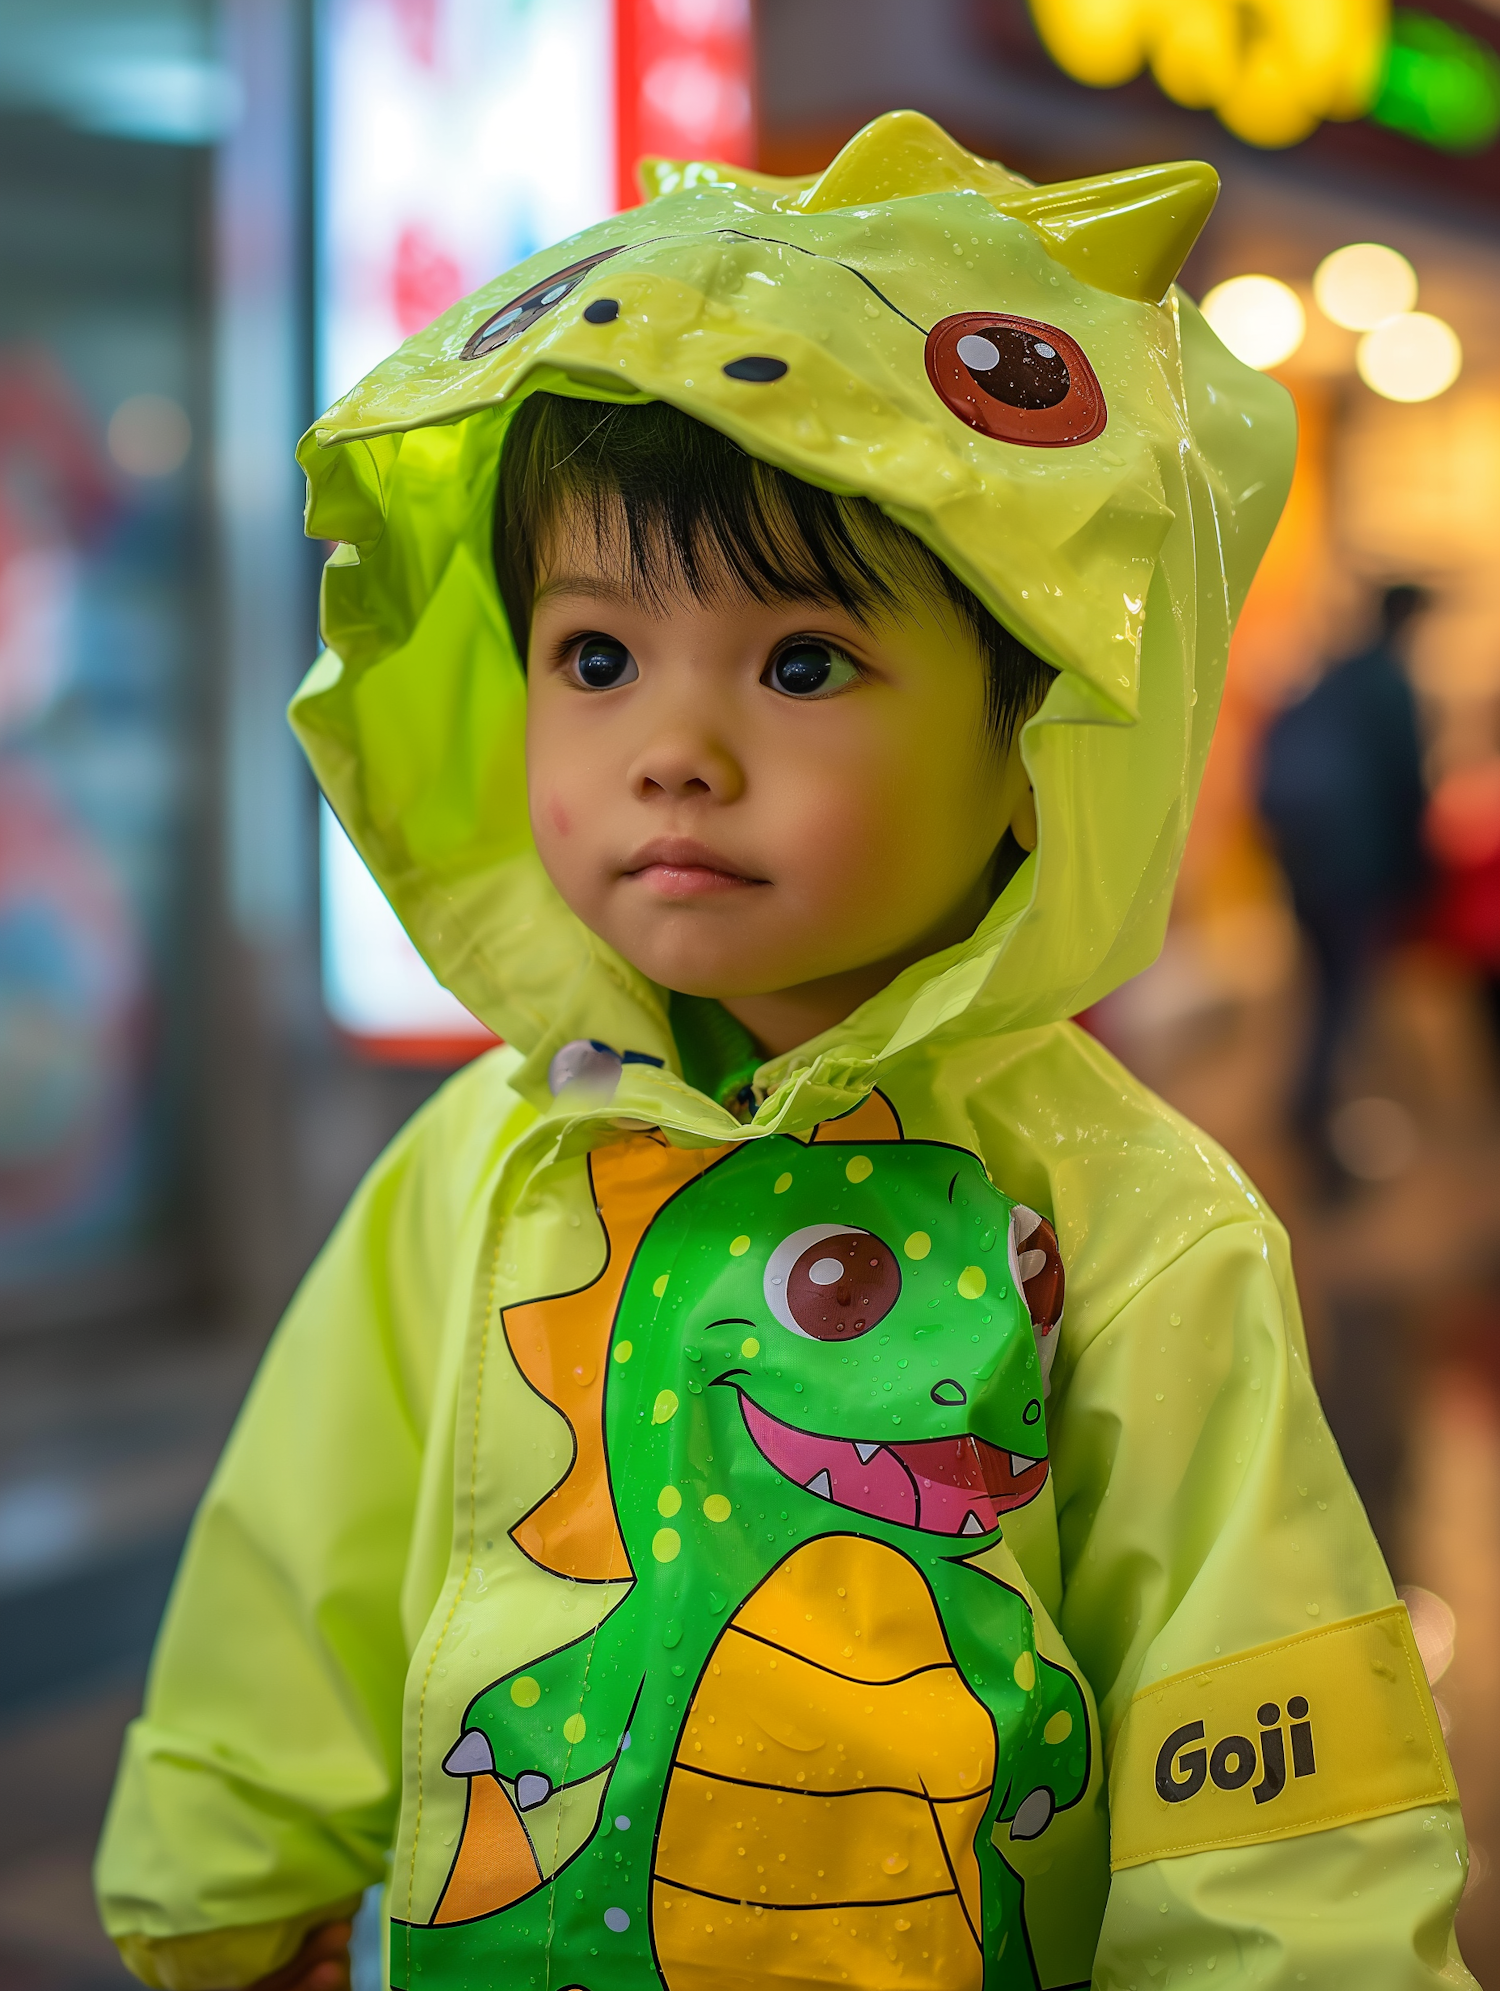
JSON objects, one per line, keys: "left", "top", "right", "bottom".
{"left": 547, "top": 794, "right": 572, "bottom": 839}
{"left": 774, "top": 762, "right": 891, "bottom": 892}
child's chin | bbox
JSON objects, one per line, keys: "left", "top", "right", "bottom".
{"left": 625, "top": 939, "right": 790, "bottom": 1003}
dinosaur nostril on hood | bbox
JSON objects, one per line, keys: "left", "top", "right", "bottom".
{"left": 931, "top": 1379, "right": 967, "bottom": 1406}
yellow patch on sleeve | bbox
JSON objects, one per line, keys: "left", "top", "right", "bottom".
{"left": 1109, "top": 1605, "right": 1456, "bottom": 1871}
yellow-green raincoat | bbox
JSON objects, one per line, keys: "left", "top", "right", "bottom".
{"left": 97, "top": 112, "right": 1471, "bottom": 1991}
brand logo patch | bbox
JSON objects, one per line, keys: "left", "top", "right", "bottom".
{"left": 1155, "top": 1696, "right": 1315, "bottom": 1808}
{"left": 1108, "top": 1607, "right": 1456, "bottom": 1870}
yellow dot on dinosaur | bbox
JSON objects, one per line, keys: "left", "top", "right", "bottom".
{"left": 563, "top": 1713, "right": 587, "bottom": 1744}
{"left": 613, "top": 1341, "right": 633, "bottom": 1363}
{"left": 658, "top": 1485, "right": 682, "bottom": 1517}
{"left": 773, "top": 1172, "right": 793, "bottom": 1194}
{"left": 740, "top": 1337, "right": 760, "bottom": 1358}
{"left": 652, "top": 1273, "right": 670, "bottom": 1298}
{"left": 653, "top": 1527, "right": 681, "bottom": 1562}
{"left": 845, "top": 1155, "right": 873, "bottom": 1183}
{"left": 703, "top": 1495, "right": 732, "bottom": 1523}
{"left": 652, "top": 1389, "right": 679, "bottom": 1424}
{"left": 729, "top": 1234, "right": 751, "bottom": 1257}
{"left": 904, "top": 1231, "right": 931, "bottom": 1259}
{"left": 1044, "top": 1710, "right": 1073, "bottom": 1745}
{"left": 510, "top": 1676, "right": 541, "bottom": 1708}
{"left": 958, "top": 1265, "right": 987, "bottom": 1300}
{"left": 1013, "top": 1651, "right": 1036, "bottom": 1692}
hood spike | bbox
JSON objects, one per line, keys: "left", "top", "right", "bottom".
{"left": 998, "top": 162, "right": 1220, "bottom": 304}
{"left": 793, "top": 108, "right": 1030, "bottom": 214}
{"left": 784, "top": 110, "right": 1214, "bottom": 306}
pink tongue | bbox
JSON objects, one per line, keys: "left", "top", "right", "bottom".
{"left": 828, "top": 1443, "right": 918, "bottom": 1528}
{"left": 740, "top": 1396, "right": 918, "bottom": 1527}
{"left": 894, "top": 1437, "right": 1006, "bottom": 1535}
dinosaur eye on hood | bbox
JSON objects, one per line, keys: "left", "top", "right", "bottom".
{"left": 925, "top": 312, "right": 1106, "bottom": 448}
{"left": 764, "top": 1224, "right": 901, "bottom": 1342}
{"left": 462, "top": 248, "right": 626, "bottom": 360}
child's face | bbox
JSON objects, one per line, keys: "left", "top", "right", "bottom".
{"left": 525, "top": 510, "right": 1036, "bottom": 1051}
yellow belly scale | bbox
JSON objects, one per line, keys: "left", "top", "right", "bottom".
{"left": 652, "top": 1535, "right": 995, "bottom": 1990}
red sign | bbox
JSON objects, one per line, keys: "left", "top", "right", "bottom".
{"left": 615, "top": 0, "right": 757, "bottom": 207}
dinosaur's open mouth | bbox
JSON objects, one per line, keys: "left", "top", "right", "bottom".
{"left": 737, "top": 1391, "right": 1048, "bottom": 1537}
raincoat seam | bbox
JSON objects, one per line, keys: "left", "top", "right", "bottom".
{"left": 404, "top": 1215, "right": 503, "bottom": 1933}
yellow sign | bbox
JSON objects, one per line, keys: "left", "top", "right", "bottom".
{"left": 1029, "top": 0, "right": 1389, "bottom": 147}
{"left": 1109, "top": 1606, "right": 1456, "bottom": 1869}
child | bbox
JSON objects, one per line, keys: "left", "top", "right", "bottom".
{"left": 97, "top": 111, "right": 1472, "bottom": 1991}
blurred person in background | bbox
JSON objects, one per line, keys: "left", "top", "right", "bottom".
{"left": 1259, "top": 583, "right": 1430, "bottom": 1188}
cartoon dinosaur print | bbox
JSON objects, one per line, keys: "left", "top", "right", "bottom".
{"left": 394, "top": 1095, "right": 1090, "bottom": 1990}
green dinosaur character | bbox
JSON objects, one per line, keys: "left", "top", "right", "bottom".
{"left": 397, "top": 1105, "right": 1090, "bottom": 1990}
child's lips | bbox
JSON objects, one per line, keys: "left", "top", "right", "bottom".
{"left": 622, "top": 838, "right": 765, "bottom": 899}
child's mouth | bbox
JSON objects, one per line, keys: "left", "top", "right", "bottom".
{"left": 729, "top": 1385, "right": 1049, "bottom": 1536}
{"left": 622, "top": 837, "right": 766, "bottom": 899}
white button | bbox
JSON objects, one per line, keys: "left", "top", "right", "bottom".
{"left": 808, "top": 1257, "right": 845, "bottom": 1286}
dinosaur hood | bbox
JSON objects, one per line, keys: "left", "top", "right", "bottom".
{"left": 291, "top": 109, "right": 1294, "bottom": 1127}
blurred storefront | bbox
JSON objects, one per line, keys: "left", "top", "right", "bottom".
{"left": 0, "top": 1, "right": 220, "bottom": 1331}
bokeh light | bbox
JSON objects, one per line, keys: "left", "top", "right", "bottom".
{"left": 106, "top": 393, "right": 192, "bottom": 477}
{"left": 1356, "top": 311, "right": 1462, "bottom": 402}
{"left": 1200, "top": 275, "right": 1306, "bottom": 371}
{"left": 1313, "top": 242, "right": 1419, "bottom": 330}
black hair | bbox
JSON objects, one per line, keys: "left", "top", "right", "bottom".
{"left": 492, "top": 393, "right": 1056, "bottom": 742}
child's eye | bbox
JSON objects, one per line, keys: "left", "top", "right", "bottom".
{"left": 764, "top": 642, "right": 859, "bottom": 699}
{"left": 570, "top": 637, "right": 638, "bottom": 691}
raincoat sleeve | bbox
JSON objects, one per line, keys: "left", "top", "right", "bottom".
{"left": 94, "top": 1049, "right": 535, "bottom": 1991}
{"left": 1052, "top": 1215, "right": 1473, "bottom": 1988}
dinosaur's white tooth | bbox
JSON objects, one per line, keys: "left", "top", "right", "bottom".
{"left": 1011, "top": 1453, "right": 1038, "bottom": 1476}
{"left": 854, "top": 1442, "right": 881, "bottom": 1463}
{"left": 515, "top": 1771, "right": 552, "bottom": 1811}
{"left": 805, "top": 1468, "right": 833, "bottom": 1499}
{"left": 960, "top": 1511, "right": 987, "bottom": 1536}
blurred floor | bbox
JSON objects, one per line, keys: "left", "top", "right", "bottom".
{"left": 0, "top": 1318, "right": 262, "bottom": 1989}
{"left": 9, "top": 948, "right": 1500, "bottom": 1983}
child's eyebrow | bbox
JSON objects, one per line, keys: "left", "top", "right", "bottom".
{"left": 532, "top": 574, "right": 641, "bottom": 609}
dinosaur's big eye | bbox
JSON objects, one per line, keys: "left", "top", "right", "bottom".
{"left": 925, "top": 312, "right": 1106, "bottom": 447}
{"left": 764, "top": 1224, "right": 901, "bottom": 1341}
{"left": 463, "top": 247, "right": 626, "bottom": 360}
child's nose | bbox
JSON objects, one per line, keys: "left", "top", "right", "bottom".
{"left": 630, "top": 730, "right": 745, "bottom": 803}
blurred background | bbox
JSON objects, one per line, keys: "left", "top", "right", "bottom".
{"left": 4, "top": 0, "right": 1500, "bottom": 1982}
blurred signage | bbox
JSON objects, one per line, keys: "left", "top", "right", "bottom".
{"left": 1027, "top": 0, "right": 1499, "bottom": 153}
{"left": 615, "top": 0, "right": 755, "bottom": 208}
{"left": 315, "top": 0, "right": 755, "bottom": 1064}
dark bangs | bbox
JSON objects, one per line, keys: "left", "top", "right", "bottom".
{"left": 492, "top": 392, "right": 1056, "bottom": 741}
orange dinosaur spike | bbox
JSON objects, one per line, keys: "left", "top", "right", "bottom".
{"left": 809, "top": 1089, "right": 904, "bottom": 1145}
{"left": 505, "top": 1133, "right": 728, "bottom": 1582}
{"left": 432, "top": 1774, "right": 541, "bottom": 1924}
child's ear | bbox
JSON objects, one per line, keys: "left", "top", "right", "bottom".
{"left": 1010, "top": 783, "right": 1038, "bottom": 853}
